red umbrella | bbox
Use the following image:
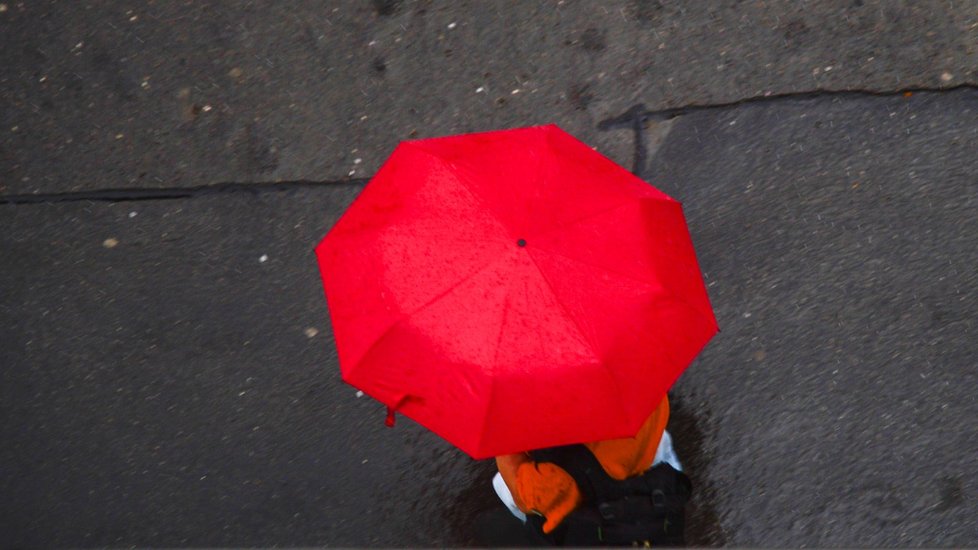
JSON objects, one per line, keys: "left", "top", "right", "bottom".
{"left": 315, "top": 124, "right": 717, "bottom": 459}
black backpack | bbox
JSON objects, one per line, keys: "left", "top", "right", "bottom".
{"left": 525, "top": 444, "right": 692, "bottom": 547}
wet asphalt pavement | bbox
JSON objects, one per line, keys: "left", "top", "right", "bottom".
{"left": 2, "top": 1, "right": 978, "bottom": 547}
{"left": 4, "top": 1, "right": 977, "bottom": 192}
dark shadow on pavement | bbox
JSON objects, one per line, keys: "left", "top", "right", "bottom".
{"left": 446, "top": 459, "right": 511, "bottom": 546}
{"left": 669, "top": 392, "right": 728, "bottom": 546}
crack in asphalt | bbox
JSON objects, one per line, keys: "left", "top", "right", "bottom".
{"left": 597, "top": 84, "right": 978, "bottom": 178}
{"left": 599, "top": 83, "right": 978, "bottom": 127}
{"left": 2, "top": 84, "right": 974, "bottom": 206}
{"left": 0, "top": 179, "right": 368, "bottom": 205}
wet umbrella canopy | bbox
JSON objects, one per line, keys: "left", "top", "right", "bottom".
{"left": 316, "top": 125, "right": 717, "bottom": 459}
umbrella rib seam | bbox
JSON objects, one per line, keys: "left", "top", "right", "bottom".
{"left": 347, "top": 256, "right": 505, "bottom": 381}
{"left": 534, "top": 196, "right": 671, "bottom": 243}
{"left": 344, "top": 145, "right": 520, "bottom": 380}
{"left": 537, "top": 124, "right": 677, "bottom": 242}
{"left": 524, "top": 249, "right": 632, "bottom": 433}
{"left": 535, "top": 230, "right": 718, "bottom": 333}
{"left": 478, "top": 282, "right": 512, "bottom": 456}
{"left": 532, "top": 241, "right": 663, "bottom": 293}
{"left": 404, "top": 142, "right": 518, "bottom": 241}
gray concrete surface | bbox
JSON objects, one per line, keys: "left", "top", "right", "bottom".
{"left": 0, "top": 185, "right": 487, "bottom": 547}
{"left": 3, "top": 1, "right": 977, "bottom": 194}
{"left": 652, "top": 88, "right": 977, "bottom": 546}
{"left": 2, "top": 89, "right": 976, "bottom": 546}
{"left": 2, "top": 1, "right": 978, "bottom": 547}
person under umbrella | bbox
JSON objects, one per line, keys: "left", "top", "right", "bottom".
{"left": 316, "top": 125, "right": 716, "bottom": 547}
{"left": 492, "top": 396, "right": 690, "bottom": 546}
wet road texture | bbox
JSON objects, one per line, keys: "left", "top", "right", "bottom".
{"left": 3, "top": 88, "right": 976, "bottom": 546}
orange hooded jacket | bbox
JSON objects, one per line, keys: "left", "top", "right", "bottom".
{"left": 495, "top": 396, "right": 670, "bottom": 534}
